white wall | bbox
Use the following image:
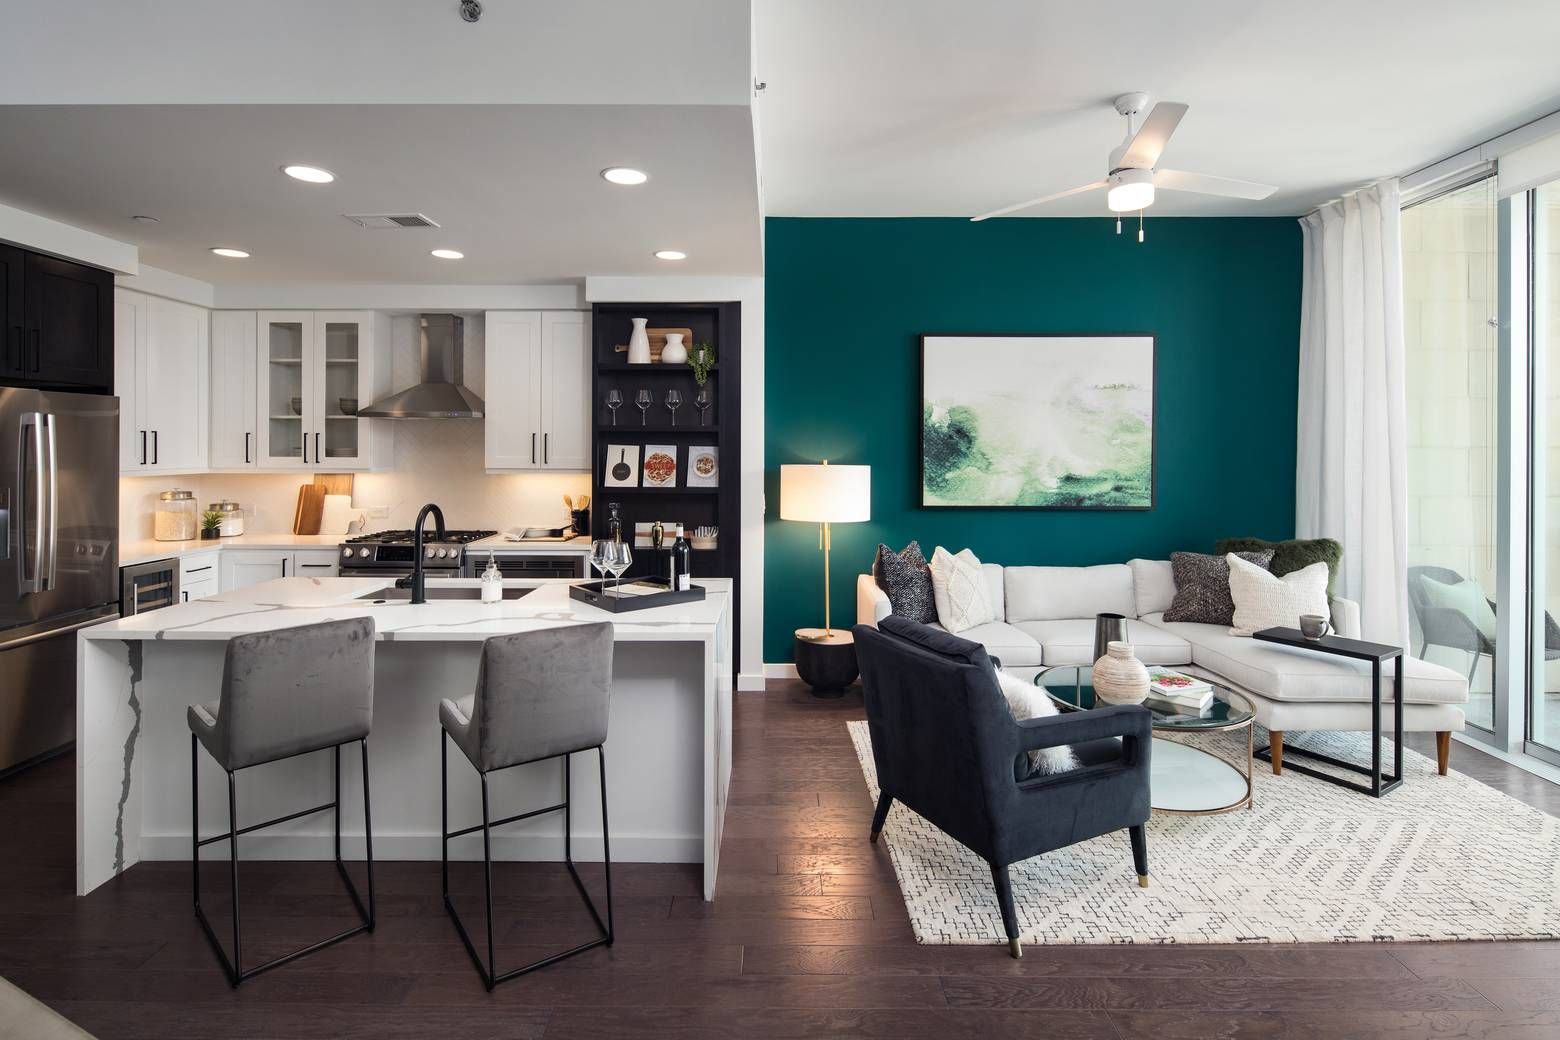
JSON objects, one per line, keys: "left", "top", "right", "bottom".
{"left": 586, "top": 276, "right": 765, "bottom": 690}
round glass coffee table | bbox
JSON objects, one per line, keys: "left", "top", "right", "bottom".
{"left": 1035, "top": 665, "right": 1255, "bottom": 815}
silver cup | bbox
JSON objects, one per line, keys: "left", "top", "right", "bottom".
{"left": 1093, "top": 612, "right": 1128, "bottom": 662}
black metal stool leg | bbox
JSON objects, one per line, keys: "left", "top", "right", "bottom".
{"left": 599, "top": 745, "right": 613, "bottom": 944}
{"left": 440, "top": 731, "right": 449, "bottom": 901}
{"left": 228, "top": 769, "right": 242, "bottom": 984}
{"left": 191, "top": 734, "right": 199, "bottom": 910}
{"left": 361, "top": 739, "right": 375, "bottom": 929}
{"left": 481, "top": 771, "right": 496, "bottom": 991}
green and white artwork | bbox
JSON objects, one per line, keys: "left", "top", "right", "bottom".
{"left": 921, "top": 334, "right": 1154, "bottom": 509}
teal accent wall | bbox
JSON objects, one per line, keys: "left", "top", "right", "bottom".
{"left": 764, "top": 216, "right": 1302, "bottom": 663}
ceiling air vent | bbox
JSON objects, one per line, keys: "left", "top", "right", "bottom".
{"left": 343, "top": 213, "right": 441, "bottom": 229}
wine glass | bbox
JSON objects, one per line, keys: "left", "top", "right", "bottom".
{"left": 604, "top": 542, "right": 633, "bottom": 593}
{"left": 590, "top": 539, "right": 613, "bottom": 584}
{"left": 605, "top": 389, "right": 623, "bottom": 426}
{"left": 635, "top": 389, "right": 653, "bottom": 426}
{"left": 665, "top": 389, "right": 683, "bottom": 427}
{"left": 695, "top": 388, "right": 713, "bottom": 426}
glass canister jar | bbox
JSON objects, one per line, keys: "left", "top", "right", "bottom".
{"left": 154, "top": 489, "right": 197, "bottom": 541}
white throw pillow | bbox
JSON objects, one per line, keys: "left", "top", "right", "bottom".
{"left": 994, "top": 668, "right": 1081, "bottom": 776}
{"left": 1419, "top": 575, "right": 1497, "bottom": 643}
{"left": 1227, "top": 554, "right": 1330, "bottom": 637}
{"left": 929, "top": 546, "right": 995, "bottom": 633}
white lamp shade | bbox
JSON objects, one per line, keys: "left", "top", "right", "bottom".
{"left": 780, "top": 464, "right": 871, "bottom": 523}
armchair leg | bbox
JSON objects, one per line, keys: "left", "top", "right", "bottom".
{"left": 869, "top": 792, "right": 893, "bottom": 844}
{"left": 989, "top": 862, "right": 1020, "bottom": 959}
{"left": 1129, "top": 824, "right": 1148, "bottom": 888}
{"left": 1269, "top": 731, "right": 1284, "bottom": 775}
{"left": 1436, "top": 731, "right": 1451, "bottom": 776}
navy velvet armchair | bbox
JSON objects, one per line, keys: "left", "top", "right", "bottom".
{"left": 854, "top": 615, "right": 1152, "bottom": 958}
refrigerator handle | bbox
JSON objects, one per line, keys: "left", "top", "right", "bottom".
{"left": 17, "top": 412, "right": 44, "bottom": 594}
{"left": 45, "top": 413, "right": 58, "bottom": 591}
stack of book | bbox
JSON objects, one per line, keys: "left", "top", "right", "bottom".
{"left": 1143, "top": 667, "right": 1215, "bottom": 716}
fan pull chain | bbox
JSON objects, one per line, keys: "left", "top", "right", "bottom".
{"left": 1138, "top": 210, "right": 1145, "bottom": 243}
{"left": 1116, "top": 216, "right": 1122, "bottom": 235}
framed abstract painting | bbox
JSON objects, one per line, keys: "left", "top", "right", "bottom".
{"left": 920, "top": 333, "right": 1155, "bottom": 509}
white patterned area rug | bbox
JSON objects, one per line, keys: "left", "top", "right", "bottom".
{"left": 846, "top": 721, "right": 1560, "bottom": 945}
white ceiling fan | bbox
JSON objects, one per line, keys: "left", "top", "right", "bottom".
{"left": 971, "top": 92, "right": 1277, "bottom": 233}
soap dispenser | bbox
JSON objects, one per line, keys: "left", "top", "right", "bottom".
{"left": 480, "top": 552, "right": 502, "bottom": 604}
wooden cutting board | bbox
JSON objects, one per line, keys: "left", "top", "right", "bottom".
{"left": 313, "top": 473, "right": 354, "bottom": 497}
{"left": 292, "top": 485, "right": 326, "bottom": 535}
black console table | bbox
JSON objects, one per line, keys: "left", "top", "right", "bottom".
{"left": 1252, "top": 627, "right": 1403, "bottom": 798}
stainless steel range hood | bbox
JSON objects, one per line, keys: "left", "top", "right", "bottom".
{"left": 358, "top": 313, "right": 484, "bottom": 418}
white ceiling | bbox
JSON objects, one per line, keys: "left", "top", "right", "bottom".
{"left": 0, "top": 105, "right": 763, "bottom": 282}
{"left": 754, "top": 0, "right": 1560, "bottom": 217}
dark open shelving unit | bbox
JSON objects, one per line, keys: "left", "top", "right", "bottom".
{"left": 590, "top": 302, "right": 741, "bottom": 651}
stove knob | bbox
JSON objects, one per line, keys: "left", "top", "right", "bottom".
{"left": 438, "top": 547, "right": 451, "bottom": 558}
{"left": 341, "top": 547, "right": 353, "bottom": 558}
{"left": 358, "top": 547, "right": 371, "bottom": 559}
{"left": 425, "top": 546, "right": 437, "bottom": 559}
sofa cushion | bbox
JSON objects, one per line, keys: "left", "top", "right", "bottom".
{"left": 1005, "top": 564, "right": 1136, "bottom": 622}
{"left": 928, "top": 619, "right": 1043, "bottom": 667}
{"left": 1164, "top": 550, "right": 1273, "bottom": 627}
{"left": 1148, "top": 616, "right": 1469, "bottom": 705}
{"left": 1128, "top": 558, "right": 1176, "bottom": 617}
{"left": 1013, "top": 618, "right": 1192, "bottom": 667}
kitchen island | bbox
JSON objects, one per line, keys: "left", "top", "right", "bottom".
{"left": 75, "top": 576, "right": 732, "bottom": 899}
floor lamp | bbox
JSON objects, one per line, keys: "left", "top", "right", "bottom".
{"left": 780, "top": 461, "right": 870, "bottom": 696}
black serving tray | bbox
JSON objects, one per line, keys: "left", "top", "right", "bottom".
{"left": 569, "top": 577, "right": 707, "bottom": 613}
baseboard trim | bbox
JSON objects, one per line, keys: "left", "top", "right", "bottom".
{"left": 763, "top": 663, "right": 799, "bottom": 681}
{"left": 737, "top": 671, "right": 768, "bottom": 692}
{"left": 1452, "top": 732, "right": 1560, "bottom": 785}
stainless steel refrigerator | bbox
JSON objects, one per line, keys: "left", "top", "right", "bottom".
{"left": 0, "top": 387, "right": 118, "bottom": 775}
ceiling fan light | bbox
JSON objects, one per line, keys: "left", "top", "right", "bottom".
{"left": 1107, "top": 172, "right": 1155, "bottom": 213}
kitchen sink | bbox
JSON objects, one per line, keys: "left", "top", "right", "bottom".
{"left": 369, "top": 586, "right": 535, "bottom": 602}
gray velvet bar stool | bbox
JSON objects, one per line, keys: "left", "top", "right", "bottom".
{"left": 439, "top": 622, "right": 615, "bottom": 990}
{"left": 188, "top": 616, "right": 377, "bottom": 987}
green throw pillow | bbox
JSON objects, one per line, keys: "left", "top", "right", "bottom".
{"left": 1419, "top": 575, "right": 1498, "bottom": 643}
{"left": 1215, "top": 537, "right": 1342, "bottom": 600}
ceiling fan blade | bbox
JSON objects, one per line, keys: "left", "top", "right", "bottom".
{"left": 1119, "top": 101, "right": 1187, "bottom": 169}
{"left": 1154, "top": 168, "right": 1276, "bottom": 200}
{"left": 970, "top": 180, "right": 1107, "bottom": 221}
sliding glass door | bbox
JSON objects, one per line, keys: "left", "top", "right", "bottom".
{"left": 1402, "top": 178, "right": 1501, "bottom": 733}
{"left": 1529, "top": 182, "right": 1560, "bottom": 761}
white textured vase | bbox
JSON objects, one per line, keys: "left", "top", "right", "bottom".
{"left": 660, "top": 332, "right": 687, "bottom": 364}
{"left": 627, "top": 317, "right": 652, "bottom": 364}
{"left": 1093, "top": 641, "right": 1150, "bottom": 705}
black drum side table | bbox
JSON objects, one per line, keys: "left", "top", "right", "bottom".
{"left": 794, "top": 629, "right": 858, "bottom": 698}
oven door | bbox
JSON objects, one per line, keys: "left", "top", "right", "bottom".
{"left": 338, "top": 566, "right": 409, "bottom": 579}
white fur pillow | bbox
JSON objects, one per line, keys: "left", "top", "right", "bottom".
{"left": 1227, "top": 553, "right": 1330, "bottom": 636}
{"left": 929, "top": 546, "right": 994, "bottom": 634}
{"left": 995, "top": 668, "right": 1081, "bottom": 776}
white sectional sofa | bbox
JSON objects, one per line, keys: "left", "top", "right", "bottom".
{"left": 857, "top": 559, "right": 1469, "bottom": 775}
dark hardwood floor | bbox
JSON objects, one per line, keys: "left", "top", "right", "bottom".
{"left": 2, "top": 681, "right": 1558, "bottom": 1038}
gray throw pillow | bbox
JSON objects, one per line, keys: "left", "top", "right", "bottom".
{"left": 873, "top": 541, "right": 937, "bottom": 625}
{"left": 1163, "top": 550, "right": 1274, "bottom": 626}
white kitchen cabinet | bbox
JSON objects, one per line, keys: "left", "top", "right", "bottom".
{"left": 209, "top": 311, "right": 257, "bottom": 469}
{"left": 219, "top": 548, "right": 339, "bottom": 593}
{"left": 484, "top": 310, "right": 588, "bottom": 471}
{"left": 179, "top": 551, "right": 220, "bottom": 603}
{"left": 256, "top": 311, "right": 390, "bottom": 471}
{"left": 116, "top": 288, "right": 209, "bottom": 474}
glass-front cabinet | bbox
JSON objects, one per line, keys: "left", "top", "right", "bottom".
{"left": 255, "top": 311, "right": 382, "bottom": 469}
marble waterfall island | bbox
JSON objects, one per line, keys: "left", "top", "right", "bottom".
{"left": 77, "top": 576, "right": 733, "bottom": 898}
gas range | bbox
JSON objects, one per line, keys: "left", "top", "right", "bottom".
{"left": 337, "top": 529, "right": 497, "bottom": 573}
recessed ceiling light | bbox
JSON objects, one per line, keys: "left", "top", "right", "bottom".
{"left": 430, "top": 249, "right": 464, "bottom": 260}
{"left": 131, "top": 214, "right": 159, "bottom": 224}
{"left": 601, "top": 167, "right": 648, "bottom": 186}
{"left": 282, "top": 164, "right": 335, "bottom": 184}
{"left": 654, "top": 250, "right": 687, "bottom": 261}
{"left": 210, "top": 247, "right": 250, "bottom": 258}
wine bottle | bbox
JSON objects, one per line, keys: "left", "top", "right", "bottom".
{"left": 607, "top": 502, "right": 623, "bottom": 544}
{"left": 670, "top": 532, "right": 692, "bottom": 591}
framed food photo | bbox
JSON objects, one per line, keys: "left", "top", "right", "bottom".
{"left": 920, "top": 333, "right": 1155, "bottom": 510}
{"left": 687, "top": 445, "right": 719, "bottom": 488}
{"left": 641, "top": 444, "right": 679, "bottom": 489}
{"left": 603, "top": 444, "right": 640, "bottom": 488}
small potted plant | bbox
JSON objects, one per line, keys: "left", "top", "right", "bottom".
{"left": 199, "top": 509, "right": 225, "bottom": 540}
{"left": 689, "top": 341, "right": 717, "bottom": 386}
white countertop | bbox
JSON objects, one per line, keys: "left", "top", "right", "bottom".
{"left": 82, "top": 575, "right": 731, "bottom": 643}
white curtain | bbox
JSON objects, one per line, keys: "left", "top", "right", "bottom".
{"left": 1296, "top": 180, "right": 1409, "bottom": 647}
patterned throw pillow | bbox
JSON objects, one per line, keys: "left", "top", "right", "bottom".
{"left": 1163, "top": 549, "right": 1274, "bottom": 626}
{"left": 873, "top": 542, "right": 937, "bottom": 624}
{"left": 929, "top": 546, "right": 995, "bottom": 634}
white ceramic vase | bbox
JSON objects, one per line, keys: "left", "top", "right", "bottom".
{"left": 1093, "top": 641, "right": 1150, "bottom": 705}
{"left": 627, "top": 317, "right": 652, "bottom": 364}
{"left": 660, "top": 332, "right": 688, "bottom": 364}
